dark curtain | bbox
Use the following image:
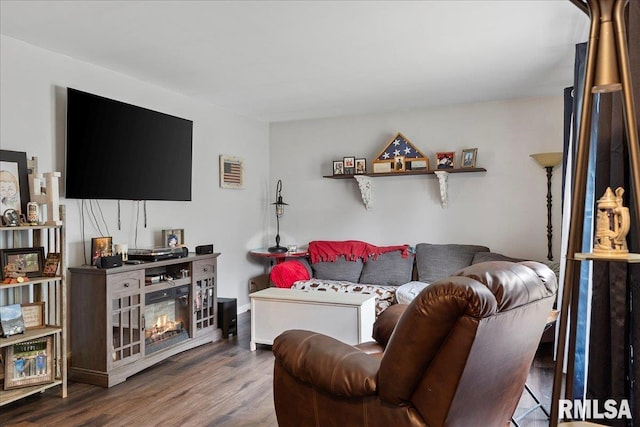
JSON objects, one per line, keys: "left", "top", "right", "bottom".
{"left": 586, "top": 1, "right": 640, "bottom": 425}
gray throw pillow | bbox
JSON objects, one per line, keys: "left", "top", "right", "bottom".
{"left": 416, "top": 243, "right": 490, "bottom": 283}
{"left": 311, "top": 256, "right": 363, "bottom": 283}
{"left": 359, "top": 251, "right": 414, "bottom": 286}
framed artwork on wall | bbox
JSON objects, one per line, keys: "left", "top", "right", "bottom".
{"left": 219, "top": 155, "right": 244, "bottom": 189}
{"left": 0, "top": 150, "right": 30, "bottom": 216}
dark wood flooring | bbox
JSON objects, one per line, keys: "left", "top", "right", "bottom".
{"left": 0, "top": 312, "right": 554, "bottom": 426}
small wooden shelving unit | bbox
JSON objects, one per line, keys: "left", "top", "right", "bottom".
{"left": 0, "top": 217, "right": 67, "bottom": 407}
{"left": 323, "top": 168, "right": 487, "bottom": 209}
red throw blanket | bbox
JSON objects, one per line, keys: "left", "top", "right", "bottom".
{"left": 308, "top": 240, "right": 409, "bottom": 263}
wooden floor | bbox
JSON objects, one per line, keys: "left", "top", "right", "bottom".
{"left": 0, "top": 311, "right": 555, "bottom": 426}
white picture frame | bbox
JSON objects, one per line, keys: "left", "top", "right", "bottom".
{"left": 219, "top": 155, "right": 245, "bottom": 189}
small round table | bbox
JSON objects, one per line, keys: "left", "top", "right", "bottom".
{"left": 249, "top": 248, "right": 309, "bottom": 266}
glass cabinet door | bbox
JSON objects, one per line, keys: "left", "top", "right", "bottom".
{"left": 110, "top": 291, "right": 143, "bottom": 368}
{"left": 193, "top": 259, "right": 216, "bottom": 332}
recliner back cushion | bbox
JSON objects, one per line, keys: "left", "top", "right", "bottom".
{"left": 359, "top": 251, "right": 414, "bottom": 286}
{"left": 311, "top": 256, "right": 363, "bottom": 282}
{"left": 415, "top": 243, "right": 489, "bottom": 283}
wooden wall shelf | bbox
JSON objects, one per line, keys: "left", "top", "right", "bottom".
{"left": 322, "top": 167, "right": 486, "bottom": 179}
{"left": 323, "top": 168, "right": 487, "bottom": 209}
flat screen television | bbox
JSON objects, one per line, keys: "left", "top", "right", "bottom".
{"left": 65, "top": 88, "right": 193, "bottom": 201}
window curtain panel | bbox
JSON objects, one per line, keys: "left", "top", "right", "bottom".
{"left": 585, "top": 1, "right": 640, "bottom": 425}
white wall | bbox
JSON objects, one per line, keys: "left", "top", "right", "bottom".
{"left": 269, "top": 96, "right": 565, "bottom": 262}
{"left": 0, "top": 35, "right": 268, "bottom": 310}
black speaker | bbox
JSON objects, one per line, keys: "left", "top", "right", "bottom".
{"left": 196, "top": 244, "right": 214, "bottom": 255}
{"left": 96, "top": 255, "right": 123, "bottom": 269}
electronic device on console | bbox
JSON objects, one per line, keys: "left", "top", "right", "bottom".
{"left": 128, "top": 246, "right": 188, "bottom": 262}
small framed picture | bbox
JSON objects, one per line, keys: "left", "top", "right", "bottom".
{"left": 461, "top": 148, "right": 478, "bottom": 168}
{"left": 162, "top": 229, "right": 184, "bottom": 247}
{"left": 4, "top": 336, "right": 54, "bottom": 390}
{"left": 355, "top": 158, "right": 367, "bottom": 174}
{"left": 0, "top": 247, "right": 45, "bottom": 280}
{"left": 21, "top": 302, "right": 46, "bottom": 330}
{"left": 333, "top": 160, "right": 344, "bottom": 175}
{"left": 0, "top": 303, "right": 25, "bottom": 337}
{"left": 42, "top": 252, "right": 61, "bottom": 277}
{"left": 219, "top": 154, "right": 244, "bottom": 190}
{"left": 393, "top": 156, "right": 406, "bottom": 172}
{"left": 91, "top": 237, "right": 112, "bottom": 266}
{"left": 343, "top": 156, "right": 355, "bottom": 174}
{"left": 435, "top": 152, "right": 455, "bottom": 169}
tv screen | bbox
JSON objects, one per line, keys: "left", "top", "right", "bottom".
{"left": 65, "top": 88, "right": 193, "bottom": 201}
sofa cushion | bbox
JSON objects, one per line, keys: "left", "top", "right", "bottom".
{"left": 471, "top": 251, "right": 525, "bottom": 264}
{"left": 359, "top": 251, "right": 414, "bottom": 286}
{"left": 270, "top": 260, "right": 311, "bottom": 288}
{"left": 415, "top": 243, "right": 490, "bottom": 283}
{"left": 395, "top": 281, "right": 430, "bottom": 305}
{"left": 311, "top": 256, "right": 363, "bottom": 283}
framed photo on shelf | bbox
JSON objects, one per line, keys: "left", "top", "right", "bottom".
{"left": 332, "top": 160, "right": 344, "bottom": 175}
{"left": 4, "top": 336, "right": 54, "bottom": 390}
{"left": 162, "top": 229, "right": 184, "bottom": 247}
{"left": 461, "top": 148, "right": 478, "bottom": 168}
{"left": 0, "top": 150, "right": 30, "bottom": 216}
{"left": 355, "top": 158, "right": 367, "bottom": 174}
{"left": 21, "top": 302, "right": 46, "bottom": 330}
{"left": 91, "top": 237, "right": 112, "bottom": 266}
{"left": 0, "top": 247, "right": 45, "bottom": 280}
{"left": 343, "top": 156, "right": 356, "bottom": 174}
{"left": 435, "top": 152, "right": 455, "bottom": 169}
{"left": 42, "top": 252, "right": 61, "bottom": 277}
{"left": 0, "top": 303, "right": 25, "bottom": 337}
{"left": 393, "top": 156, "right": 406, "bottom": 172}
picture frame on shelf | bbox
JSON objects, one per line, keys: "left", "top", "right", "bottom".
{"left": 333, "top": 160, "right": 344, "bottom": 175}
{"left": 219, "top": 154, "right": 244, "bottom": 189}
{"left": 21, "top": 302, "right": 46, "bottom": 330}
{"left": 0, "top": 247, "right": 45, "bottom": 280}
{"left": 3, "top": 208, "right": 20, "bottom": 226}
{"left": 0, "top": 150, "right": 30, "bottom": 216}
{"left": 461, "top": 148, "right": 478, "bottom": 168}
{"left": 355, "top": 158, "right": 367, "bottom": 174}
{"left": 91, "top": 237, "right": 112, "bottom": 266}
{"left": 42, "top": 252, "right": 61, "bottom": 277}
{"left": 393, "top": 156, "right": 406, "bottom": 172}
{"left": 435, "top": 152, "right": 455, "bottom": 169}
{"left": 162, "top": 229, "right": 184, "bottom": 247}
{"left": 372, "top": 132, "right": 429, "bottom": 173}
{"left": 4, "top": 336, "right": 54, "bottom": 390}
{"left": 0, "top": 303, "right": 25, "bottom": 337}
{"left": 343, "top": 156, "right": 355, "bottom": 174}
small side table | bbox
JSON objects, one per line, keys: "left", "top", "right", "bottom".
{"left": 249, "top": 248, "right": 309, "bottom": 266}
{"left": 217, "top": 297, "right": 237, "bottom": 337}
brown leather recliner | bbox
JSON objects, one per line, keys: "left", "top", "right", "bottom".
{"left": 272, "top": 261, "right": 558, "bottom": 427}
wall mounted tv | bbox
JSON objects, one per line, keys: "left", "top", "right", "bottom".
{"left": 65, "top": 88, "right": 193, "bottom": 201}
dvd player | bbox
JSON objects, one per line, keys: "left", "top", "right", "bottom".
{"left": 128, "top": 246, "right": 187, "bottom": 262}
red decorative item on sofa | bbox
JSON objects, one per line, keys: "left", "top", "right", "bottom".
{"left": 269, "top": 260, "right": 310, "bottom": 288}
{"left": 308, "top": 240, "right": 409, "bottom": 263}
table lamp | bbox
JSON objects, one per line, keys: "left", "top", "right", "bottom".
{"left": 268, "top": 180, "right": 289, "bottom": 253}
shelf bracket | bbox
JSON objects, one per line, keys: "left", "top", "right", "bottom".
{"left": 353, "top": 175, "right": 372, "bottom": 210}
{"left": 434, "top": 171, "right": 449, "bottom": 208}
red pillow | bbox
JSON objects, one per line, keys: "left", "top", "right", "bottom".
{"left": 270, "top": 260, "right": 311, "bottom": 288}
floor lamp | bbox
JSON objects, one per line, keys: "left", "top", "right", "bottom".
{"left": 550, "top": 0, "right": 640, "bottom": 424}
{"left": 530, "top": 152, "right": 564, "bottom": 261}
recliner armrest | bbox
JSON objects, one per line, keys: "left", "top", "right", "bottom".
{"left": 273, "top": 329, "right": 380, "bottom": 397}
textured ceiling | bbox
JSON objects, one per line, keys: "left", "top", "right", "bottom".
{"left": 0, "top": 0, "right": 590, "bottom": 122}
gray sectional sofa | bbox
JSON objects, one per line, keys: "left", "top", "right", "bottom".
{"left": 276, "top": 242, "right": 547, "bottom": 316}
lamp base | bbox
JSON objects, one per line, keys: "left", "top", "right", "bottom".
{"left": 268, "top": 245, "right": 288, "bottom": 254}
